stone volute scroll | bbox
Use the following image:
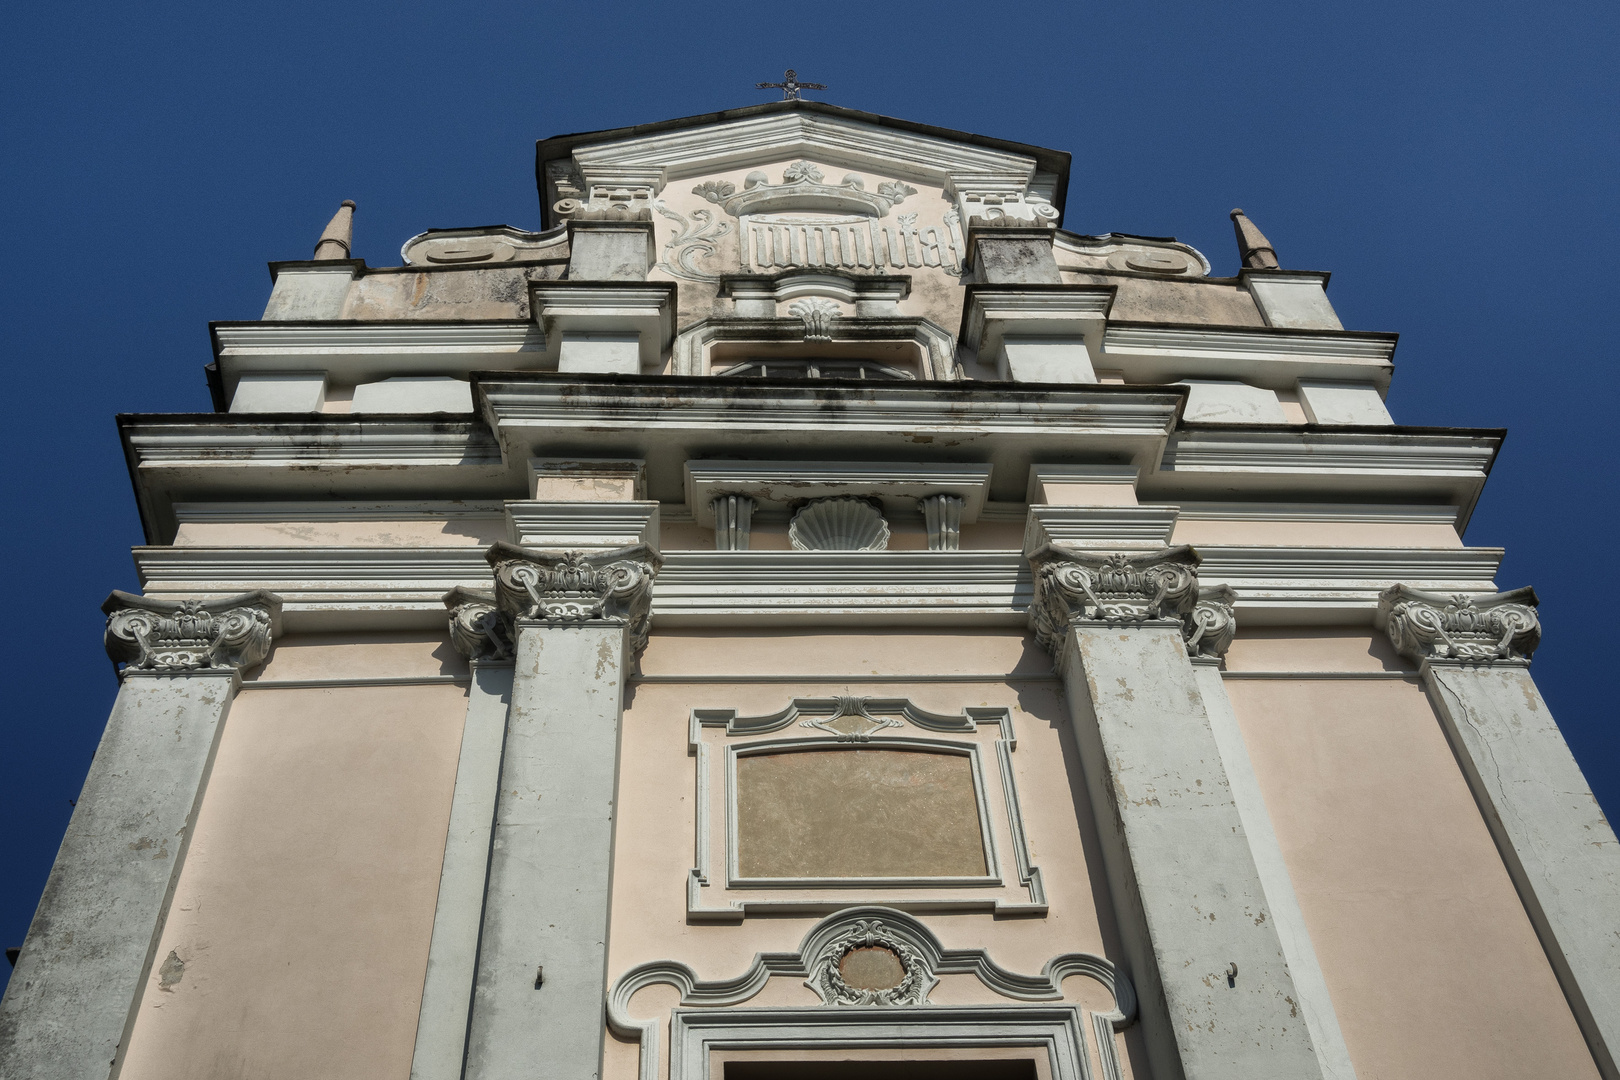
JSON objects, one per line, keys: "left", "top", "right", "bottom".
{"left": 103, "top": 589, "right": 281, "bottom": 676}
{"left": 442, "top": 586, "right": 515, "bottom": 662}
{"left": 1376, "top": 584, "right": 1541, "bottom": 664}
{"left": 1027, "top": 546, "right": 1238, "bottom": 661}
{"left": 485, "top": 540, "right": 662, "bottom": 656}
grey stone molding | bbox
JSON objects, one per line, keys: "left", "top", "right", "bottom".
{"left": 132, "top": 544, "right": 1510, "bottom": 631}
{"left": 669, "top": 314, "right": 958, "bottom": 379}
{"left": 684, "top": 460, "right": 993, "bottom": 526}
{"left": 686, "top": 698, "right": 1044, "bottom": 919}
{"left": 1376, "top": 583, "right": 1540, "bottom": 663}
{"left": 503, "top": 500, "right": 659, "bottom": 550}
{"left": 442, "top": 586, "right": 514, "bottom": 662}
{"left": 711, "top": 494, "right": 754, "bottom": 551}
{"left": 607, "top": 906, "right": 1134, "bottom": 1080}
{"left": 103, "top": 589, "right": 281, "bottom": 675}
{"left": 919, "top": 494, "right": 964, "bottom": 550}
{"left": 486, "top": 540, "right": 661, "bottom": 656}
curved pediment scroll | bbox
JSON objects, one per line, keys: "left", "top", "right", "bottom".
{"left": 608, "top": 906, "right": 1135, "bottom": 1080}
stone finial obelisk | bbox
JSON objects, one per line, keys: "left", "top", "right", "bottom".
{"left": 312, "top": 199, "right": 357, "bottom": 260}
{"left": 1229, "top": 208, "right": 1279, "bottom": 269}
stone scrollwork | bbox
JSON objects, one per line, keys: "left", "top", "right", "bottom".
{"left": 1027, "top": 544, "right": 1201, "bottom": 655}
{"left": 103, "top": 589, "right": 281, "bottom": 675}
{"left": 486, "top": 541, "right": 662, "bottom": 656}
{"left": 607, "top": 906, "right": 1135, "bottom": 1080}
{"left": 1185, "top": 584, "right": 1238, "bottom": 659}
{"left": 443, "top": 586, "right": 514, "bottom": 662}
{"left": 653, "top": 200, "right": 732, "bottom": 283}
{"left": 1377, "top": 584, "right": 1540, "bottom": 664}
{"left": 809, "top": 917, "right": 931, "bottom": 1006}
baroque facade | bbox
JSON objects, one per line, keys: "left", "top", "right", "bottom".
{"left": 2, "top": 100, "right": 1617, "bottom": 1080}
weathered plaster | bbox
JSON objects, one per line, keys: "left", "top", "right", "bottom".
{"left": 1226, "top": 673, "right": 1599, "bottom": 1080}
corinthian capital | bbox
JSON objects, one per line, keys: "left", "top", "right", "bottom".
{"left": 1376, "top": 584, "right": 1540, "bottom": 664}
{"left": 443, "top": 586, "right": 514, "bottom": 662}
{"left": 103, "top": 590, "right": 281, "bottom": 675}
{"left": 486, "top": 541, "right": 663, "bottom": 656}
{"left": 1028, "top": 544, "right": 1200, "bottom": 655}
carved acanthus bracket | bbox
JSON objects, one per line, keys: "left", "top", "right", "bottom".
{"left": 486, "top": 541, "right": 662, "bottom": 656}
{"left": 103, "top": 589, "right": 281, "bottom": 675}
{"left": 1376, "top": 584, "right": 1540, "bottom": 664}
{"left": 443, "top": 586, "right": 514, "bottom": 662}
{"left": 1027, "top": 545, "right": 1205, "bottom": 656}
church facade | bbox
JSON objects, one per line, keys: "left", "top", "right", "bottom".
{"left": 2, "top": 100, "right": 1616, "bottom": 1080}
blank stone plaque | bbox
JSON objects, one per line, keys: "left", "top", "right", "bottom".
{"left": 734, "top": 747, "right": 988, "bottom": 880}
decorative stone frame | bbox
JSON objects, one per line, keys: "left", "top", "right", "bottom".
{"left": 672, "top": 316, "right": 959, "bottom": 380}
{"left": 608, "top": 906, "right": 1136, "bottom": 1080}
{"left": 688, "top": 698, "right": 1046, "bottom": 920}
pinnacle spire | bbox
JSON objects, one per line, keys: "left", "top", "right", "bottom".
{"left": 312, "top": 200, "right": 357, "bottom": 260}
{"left": 1229, "top": 208, "right": 1279, "bottom": 269}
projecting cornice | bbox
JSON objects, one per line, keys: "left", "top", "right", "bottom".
{"left": 130, "top": 545, "right": 1505, "bottom": 632}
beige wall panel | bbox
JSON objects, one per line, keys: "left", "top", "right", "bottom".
{"left": 117, "top": 681, "right": 469, "bottom": 1080}
{"left": 1225, "top": 675, "right": 1598, "bottom": 1080}
{"left": 609, "top": 627, "right": 1133, "bottom": 1080}
{"left": 1224, "top": 626, "right": 1413, "bottom": 673}
{"left": 173, "top": 517, "right": 504, "bottom": 547}
{"left": 251, "top": 631, "right": 469, "bottom": 681}
{"left": 641, "top": 628, "right": 1052, "bottom": 679}
{"left": 1170, "top": 519, "right": 1462, "bottom": 548}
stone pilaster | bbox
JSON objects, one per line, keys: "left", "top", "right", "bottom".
{"left": 410, "top": 589, "right": 516, "bottom": 1080}
{"left": 0, "top": 590, "right": 280, "bottom": 1080}
{"left": 1028, "top": 545, "right": 1326, "bottom": 1080}
{"left": 1378, "top": 585, "right": 1620, "bottom": 1080}
{"left": 462, "top": 543, "right": 660, "bottom": 1080}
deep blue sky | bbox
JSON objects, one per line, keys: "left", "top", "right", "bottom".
{"left": 2, "top": 3, "right": 1616, "bottom": 990}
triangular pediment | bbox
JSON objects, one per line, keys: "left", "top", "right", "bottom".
{"left": 536, "top": 102, "right": 1069, "bottom": 230}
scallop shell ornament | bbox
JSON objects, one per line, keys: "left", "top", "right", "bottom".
{"left": 789, "top": 497, "right": 890, "bottom": 551}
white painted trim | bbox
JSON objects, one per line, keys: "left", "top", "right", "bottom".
{"left": 1100, "top": 323, "right": 1395, "bottom": 392}
{"left": 131, "top": 545, "right": 1506, "bottom": 630}
{"left": 239, "top": 676, "right": 471, "bottom": 690}
{"left": 606, "top": 907, "right": 1133, "bottom": 1080}
{"left": 687, "top": 700, "right": 1044, "bottom": 920}
{"left": 684, "top": 460, "right": 994, "bottom": 526}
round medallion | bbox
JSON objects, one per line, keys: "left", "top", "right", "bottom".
{"left": 838, "top": 945, "right": 906, "bottom": 991}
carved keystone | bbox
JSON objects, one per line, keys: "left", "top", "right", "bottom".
{"left": 103, "top": 590, "right": 281, "bottom": 675}
{"left": 486, "top": 541, "right": 662, "bottom": 656}
{"left": 1376, "top": 584, "right": 1540, "bottom": 664}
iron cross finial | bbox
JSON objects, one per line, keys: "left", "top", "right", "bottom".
{"left": 756, "top": 69, "right": 827, "bottom": 101}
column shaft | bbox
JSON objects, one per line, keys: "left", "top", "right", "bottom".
{"left": 410, "top": 662, "right": 515, "bottom": 1080}
{"left": 463, "top": 621, "right": 627, "bottom": 1080}
{"left": 0, "top": 672, "right": 236, "bottom": 1080}
{"left": 1059, "top": 622, "right": 1323, "bottom": 1080}
{"left": 1424, "top": 661, "right": 1620, "bottom": 1079}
